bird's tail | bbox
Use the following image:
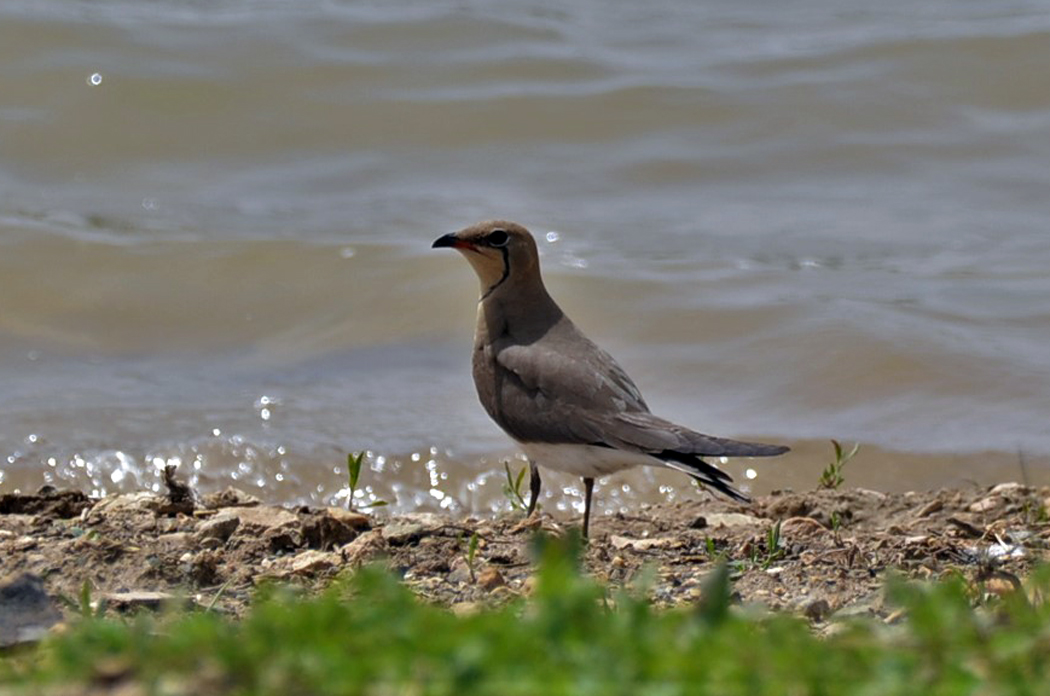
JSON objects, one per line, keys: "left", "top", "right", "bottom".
{"left": 659, "top": 451, "right": 752, "bottom": 503}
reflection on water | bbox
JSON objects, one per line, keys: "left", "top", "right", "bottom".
{"left": 2, "top": 430, "right": 1040, "bottom": 519}
{"left": 1, "top": 0, "right": 1049, "bottom": 508}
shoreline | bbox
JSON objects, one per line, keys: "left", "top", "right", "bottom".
{"left": 3, "top": 474, "right": 1047, "bottom": 643}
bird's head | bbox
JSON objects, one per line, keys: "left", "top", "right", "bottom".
{"left": 432, "top": 220, "right": 541, "bottom": 299}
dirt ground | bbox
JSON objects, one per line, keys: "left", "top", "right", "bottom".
{"left": 2, "top": 473, "right": 1047, "bottom": 640}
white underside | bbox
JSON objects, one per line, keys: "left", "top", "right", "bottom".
{"left": 519, "top": 442, "right": 665, "bottom": 478}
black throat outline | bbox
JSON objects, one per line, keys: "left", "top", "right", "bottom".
{"left": 479, "top": 246, "right": 510, "bottom": 301}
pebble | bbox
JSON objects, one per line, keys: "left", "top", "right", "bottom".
{"left": 969, "top": 496, "right": 1003, "bottom": 513}
{"left": 801, "top": 597, "right": 832, "bottom": 622}
{"left": 609, "top": 535, "right": 682, "bottom": 551}
{"left": 87, "top": 493, "right": 164, "bottom": 519}
{"left": 381, "top": 513, "right": 446, "bottom": 546}
{"left": 915, "top": 500, "right": 943, "bottom": 517}
{"left": 222, "top": 506, "right": 299, "bottom": 534}
{"left": 340, "top": 531, "right": 386, "bottom": 565}
{"left": 704, "top": 513, "right": 764, "bottom": 529}
{"left": 324, "top": 507, "right": 371, "bottom": 530}
{"left": 103, "top": 591, "right": 185, "bottom": 612}
{"left": 290, "top": 550, "right": 341, "bottom": 576}
{"left": 196, "top": 513, "right": 241, "bottom": 543}
{"left": 0, "top": 572, "right": 62, "bottom": 648}
{"left": 478, "top": 567, "right": 506, "bottom": 591}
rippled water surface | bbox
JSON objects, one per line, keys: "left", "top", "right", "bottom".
{"left": 2, "top": 0, "right": 1049, "bottom": 515}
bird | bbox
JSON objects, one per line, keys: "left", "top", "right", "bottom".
{"left": 432, "top": 220, "right": 788, "bottom": 538}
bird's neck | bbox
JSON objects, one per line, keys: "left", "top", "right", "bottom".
{"left": 476, "top": 277, "right": 563, "bottom": 344}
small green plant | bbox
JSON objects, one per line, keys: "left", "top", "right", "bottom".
{"left": 762, "top": 521, "right": 786, "bottom": 569}
{"left": 58, "top": 580, "right": 107, "bottom": 619}
{"left": 818, "top": 440, "right": 859, "bottom": 490}
{"left": 704, "top": 536, "right": 729, "bottom": 563}
{"left": 345, "top": 452, "right": 388, "bottom": 511}
{"left": 465, "top": 532, "right": 480, "bottom": 583}
{"left": 740, "top": 522, "right": 787, "bottom": 571}
{"left": 502, "top": 461, "right": 529, "bottom": 512}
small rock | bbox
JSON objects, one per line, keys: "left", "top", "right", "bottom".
{"left": 290, "top": 550, "right": 341, "bottom": 576}
{"left": 609, "top": 535, "right": 682, "bottom": 551}
{"left": 704, "top": 513, "right": 763, "bottom": 529}
{"left": 259, "top": 550, "right": 341, "bottom": 580}
{"left": 200, "top": 487, "right": 261, "bottom": 509}
{"left": 779, "top": 517, "right": 828, "bottom": 535}
{"left": 299, "top": 508, "right": 371, "bottom": 550}
{"left": 199, "top": 537, "right": 223, "bottom": 550}
{"left": 853, "top": 488, "right": 888, "bottom": 500}
{"left": 765, "top": 497, "right": 812, "bottom": 519}
{"left": 381, "top": 513, "right": 446, "bottom": 546}
{"left": 103, "top": 591, "right": 186, "bottom": 612}
{"left": 340, "top": 531, "right": 386, "bottom": 565}
{"left": 382, "top": 521, "right": 426, "bottom": 546}
{"left": 196, "top": 513, "right": 240, "bottom": 543}
{"left": 264, "top": 527, "right": 302, "bottom": 552}
{"left": 326, "top": 507, "right": 371, "bottom": 529}
{"left": 224, "top": 506, "right": 299, "bottom": 535}
{"left": 991, "top": 482, "right": 1025, "bottom": 495}
{"left": 88, "top": 493, "right": 165, "bottom": 519}
{"left": 969, "top": 496, "right": 1003, "bottom": 513}
{"left": 0, "top": 573, "right": 62, "bottom": 648}
{"left": 447, "top": 557, "right": 473, "bottom": 585}
{"left": 478, "top": 568, "right": 505, "bottom": 591}
{"left": 915, "top": 500, "right": 943, "bottom": 517}
{"left": 801, "top": 597, "right": 832, "bottom": 622}
{"left": 189, "top": 550, "right": 222, "bottom": 586}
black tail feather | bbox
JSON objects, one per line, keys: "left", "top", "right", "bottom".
{"left": 658, "top": 450, "right": 751, "bottom": 503}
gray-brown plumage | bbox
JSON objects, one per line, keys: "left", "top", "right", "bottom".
{"left": 433, "top": 220, "right": 788, "bottom": 537}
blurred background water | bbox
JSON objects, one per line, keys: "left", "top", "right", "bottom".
{"left": 2, "top": 0, "right": 1048, "bottom": 518}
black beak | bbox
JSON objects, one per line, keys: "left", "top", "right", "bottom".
{"left": 432, "top": 233, "right": 459, "bottom": 249}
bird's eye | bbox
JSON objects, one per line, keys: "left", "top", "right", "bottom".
{"left": 487, "top": 229, "right": 509, "bottom": 247}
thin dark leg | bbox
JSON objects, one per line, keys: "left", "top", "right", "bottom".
{"left": 526, "top": 462, "right": 542, "bottom": 516}
{"left": 582, "top": 477, "right": 595, "bottom": 539}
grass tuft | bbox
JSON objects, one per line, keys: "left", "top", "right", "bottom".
{"left": 818, "top": 439, "right": 860, "bottom": 491}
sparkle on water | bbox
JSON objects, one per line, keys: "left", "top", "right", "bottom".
{"left": 2, "top": 404, "right": 767, "bottom": 513}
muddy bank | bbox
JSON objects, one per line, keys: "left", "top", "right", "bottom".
{"left": 2, "top": 477, "right": 1047, "bottom": 643}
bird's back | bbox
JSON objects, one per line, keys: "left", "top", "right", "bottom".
{"left": 472, "top": 292, "right": 651, "bottom": 445}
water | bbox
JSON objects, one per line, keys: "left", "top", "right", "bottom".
{"left": 2, "top": 0, "right": 1049, "bottom": 516}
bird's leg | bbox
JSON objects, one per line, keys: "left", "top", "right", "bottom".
{"left": 526, "top": 461, "right": 542, "bottom": 517}
{"left": 582, "top": 477, "right": 595, "bottom": 539}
